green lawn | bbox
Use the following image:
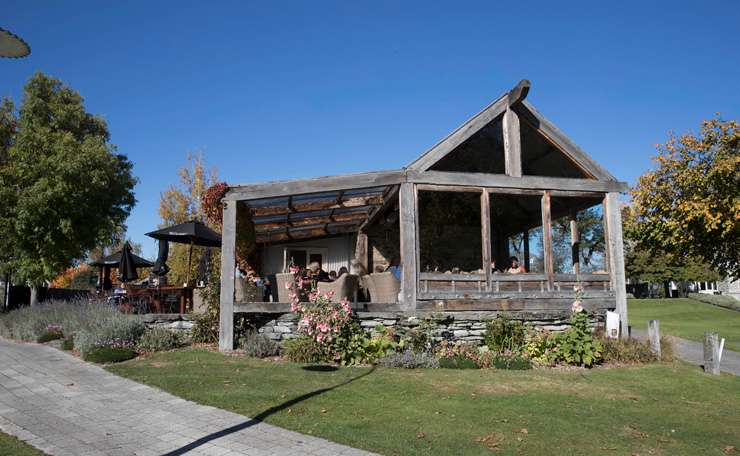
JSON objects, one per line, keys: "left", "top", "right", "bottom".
{"left": 629, "top": 298, "right": 740, "bottom": 351}
{"left": 0, "top": 431, "right": 45, "bottom": 456}
{"left": 108, "top": 350, "right": 740, "bottom": 456}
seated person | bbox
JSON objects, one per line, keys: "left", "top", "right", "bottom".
{"left": 328, "top": 270, "right": 338, "bottom": 281}
{"left": 506, "top": 256, "right": 526, "bottom": 274}
{"left": 262, "top": 278, "right": 272, "bottom": 302}
{"left": 386, "top": 256, "right": 402, "bottom": 280}
{"left": 308, "top": 261, "right": 331, "bottom": 282}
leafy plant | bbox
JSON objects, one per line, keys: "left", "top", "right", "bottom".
{"left": 438, "top": 355, "right": 479, "bottom": 369}
{"left": 74, "top": 317, "right": 145, "bottom": 358}
{"left": 282, "top": 335, "right": 331, "bottom": 363}
{"left": 484, "top": 316, "right": 525, "bottom": 354}
{"left": 190, "top": 312, "right": 219, "bottom": 344}
{"left": 490, "top": 354, "right": 532, "bottom": 370}
{"left": 399, "top": 319, "right": 437, "bottom": 353}
{"left": 600, "top": 336, "right": 673, "bottom": 364}
{"left": 60, "top": 336, "right": 74, "bottom": 351}
{"left": 137, "top": 327, "right": 187, "bottom": 352}
{"left": 523, "top": 328, "right": 559, "bottom": 366}
{"left": 83, "top": 347, "right": 137, "bottom": 363}
{"left": 243, "top": 330, "right": 281, "bottom": 358}
{"left": 552, "top": 311, "right": 603, "bottom": 367}
{"left": 36, "top": 324, "right": 64, "bottom": 343}
{"left": 378, "top": 349, "right": 439, "bottom": 369}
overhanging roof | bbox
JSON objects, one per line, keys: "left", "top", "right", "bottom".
{"left": 226, "top": 80, "right": 627, "bottom": 244}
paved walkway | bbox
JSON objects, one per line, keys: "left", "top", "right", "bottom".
{"left": 632, "top": 330, "right": 740, "bottom": 375}
{"left": 0, "top": 339, "right": 375, "bottom": 456}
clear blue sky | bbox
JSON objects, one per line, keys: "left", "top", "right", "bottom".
{"left": 2, "top": 1, "right": 739, "bottom": 259}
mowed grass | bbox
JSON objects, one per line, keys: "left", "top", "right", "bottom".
{"left": 0, "top": 431, "right": 46, "bottom": 456}
{"left": 108, "top": 350, "right": 740, "bottom": 456}
{"left": 629, "top": 298, "right": 740, "bottom": 351}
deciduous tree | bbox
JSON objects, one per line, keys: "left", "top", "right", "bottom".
{"left": 0, "top": 72, "right": 136, "bottom": 304}
{"left": 158, "top": 152, "right": 218, "bottom": 285}
{"left": 630, "top": 117, "right": 739, "bottom": 277}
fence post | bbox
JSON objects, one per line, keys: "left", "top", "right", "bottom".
{"left": 648, "top": 320, "right": 661, "bottom": 357}
{"left": 703, "top": 332, "right": 721, "bottom": 375}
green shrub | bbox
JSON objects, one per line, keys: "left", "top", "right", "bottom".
{"left": 137, "top": 327, "right": 187, "bottom": 352}
{"left": 74, "top": 317, "right": 145, "bottom": 358}
{"left": 484, "top": 316, "right": 525, "bottom": 354}
{"left": 601, "top": 335, "right": 674, "bottom": 364}
{"left": 552, "top": 312, "right": 603, "bottom": 367}
{"left": 490, "top": 354, "right": 532, "bottom": 370}
{"left": 36, "top": 324, "right": 64, "bottom": 343}
{"left": 523, "top": 328, "right": 559, "bottom": 366}
{"left": 83, "top": 347, "right": 137, "bottom": 363}
{"left": 688, "top": 293, "right": 740, "bottom": 311}
{"left": 244, "top": 330, "right": 280, "bottom": 358}
{"left": 332, "top": 324, "right": 398, "bottom": 366}
{"left": 190, "top": 312, "right": 219, "bottom": 344}
{"left": 439, "top": 355, "right": 479, "bottom": 369}
{"left": 399, "top": 319, "right": 437, "bottom": 353}
{"left": 60, "top": 337, "right": 74, "bottom": 351}
{"left": 378, "top": 349, "right": 439, "bottom": 368}
{"left": 283, "top": 335, "right": 331, "bottom": 363}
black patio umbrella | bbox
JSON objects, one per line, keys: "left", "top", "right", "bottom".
{"left": 117, "top": 242, "right": 139, "bottom": 283}
{"left": 90, "top": 248, "right": 154, "bottom": 268}
{"left": 146, "top": 220, "right": 221, "bottom": 285}
{"left": 151, "top": 239, "right": 170, "bottom": 277}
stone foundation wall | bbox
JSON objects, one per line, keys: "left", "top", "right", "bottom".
{"left": 139, "top": 314, "right": 194, "bottom": 334}
{"left": 249, "top": 310, "right": 605, "bottom": 345}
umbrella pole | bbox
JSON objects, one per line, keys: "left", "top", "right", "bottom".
{"left": 186, "top": 240, "right": 193, "bottom": 286}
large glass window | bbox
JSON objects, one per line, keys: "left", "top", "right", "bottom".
{"left": 488, "top": 193, "right": 545, "bottom": 274}
{"left": 418, "top": 190, "right": 482, "bottom": 273}
{"left": 550, "top": 196, "right": 607, "bottom": 274}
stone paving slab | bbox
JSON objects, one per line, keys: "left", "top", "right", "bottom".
{"left": 0, "top": 339, "right": 376, "bottom": 455}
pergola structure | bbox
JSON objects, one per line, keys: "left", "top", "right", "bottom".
{"left": 218, "top": 80, "right": 629, "bottom": 351}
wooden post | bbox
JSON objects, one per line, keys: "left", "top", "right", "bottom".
{"left": 355, "top": 231, "right": 369, "bottom": 271}
{"left": 703, "top": 332, "right": 721, "bottom": 375}
{"left": 522, "top": 230, "right": 530, "bottom": 273}
{"left": 398, "top": 183, "right": 418, "bottom": 309}
{"left": 219, "top": 199, "right": 237, "bottom": 352}
{"left": 541, "top": 191, "right": 554, "bottom": 290}
{"left": 648, "top": 320, "right": 661, "bottom": 357}
{"left": 570, "top": 210, "right": 580, "bottom": 275}
{"left": 481, "top": 189, "right": 492, "bottom": 291}
{"left": 503, "top": 107, "right": 522, "bottom": 177}
{"left": 605, "top": 192, "right": 628, "bottom": 338}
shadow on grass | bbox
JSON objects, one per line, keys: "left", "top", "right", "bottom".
{"left": 301, "top": 364, "right": 339, "bottom": 372}
{"left": 162, "top": 365, "right": 376, "bottom": 455}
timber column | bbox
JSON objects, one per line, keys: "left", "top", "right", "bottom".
{"left": 605, "top": 192, "right": 628, "bottom": 338}
{"left": 398, "top": 182, "right": 418, "bottom": 310}
{"left": 219, "top": 198, "right": 237, "bottom": 351}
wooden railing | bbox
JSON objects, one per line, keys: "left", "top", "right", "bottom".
{"left": 418, "top": 271, "right": 611, "bottom": 298}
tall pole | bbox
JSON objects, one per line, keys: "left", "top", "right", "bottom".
{"left": 186, "top": 240, "right": 193, "bottom": 286}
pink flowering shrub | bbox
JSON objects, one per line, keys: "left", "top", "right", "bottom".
{"left": 285, "top": 267, "right": 396, "bottom": 365}
{"left": 287, "top": 266, "right": 353, "bottom": 347}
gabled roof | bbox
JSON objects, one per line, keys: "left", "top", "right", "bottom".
{"left": 226, "top": 80, "right": 626, "bottom": 243}
{"left": 407, "top": 80, "right": 616, "bottom": 181}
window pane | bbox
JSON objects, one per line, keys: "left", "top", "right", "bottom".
{"left": 418, "top": 191, "right": 482, "bottom": 273}
{"left": 489, "top": 193, "right": 544, "bottom": 274}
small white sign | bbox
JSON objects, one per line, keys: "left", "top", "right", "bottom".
{"left": 606, "top": 311, "right": 620, "bottom": 338}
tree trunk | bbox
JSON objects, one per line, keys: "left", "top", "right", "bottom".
{"left": 30, "top": 285, "right": 40, "bottom": 306}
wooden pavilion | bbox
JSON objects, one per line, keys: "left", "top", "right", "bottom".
{"left": 217, "top": 80, "right": 628, "bottom": 351}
